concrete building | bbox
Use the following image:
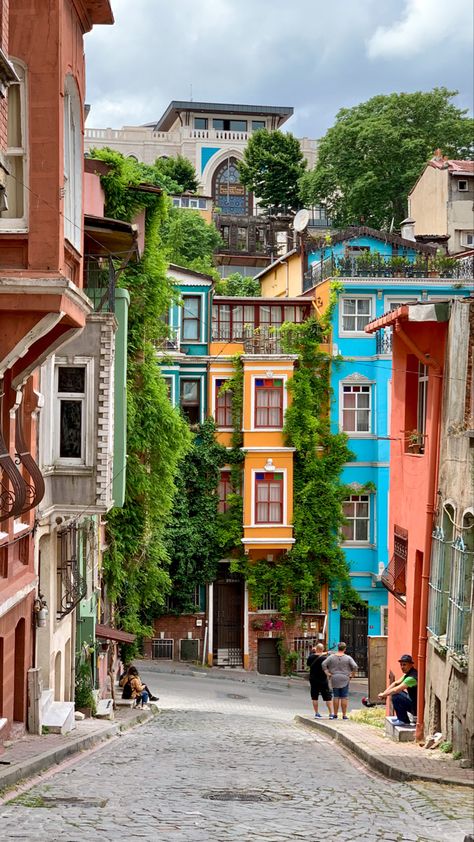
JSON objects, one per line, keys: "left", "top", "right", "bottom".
{"left": 0, "top": 0, "right": 114, "bottom": 741}
{"left": 408, "top": 154, "right": 474, "bottom": 254}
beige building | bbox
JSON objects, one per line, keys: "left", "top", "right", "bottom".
{"left": 408, "top": 155, "right": 474, "bottom": 254}
{"left": 425, "top": 297, "right": 474, "bottom": 761}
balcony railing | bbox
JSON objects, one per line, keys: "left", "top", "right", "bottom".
{"left": 243, "top": 327, "right": 283, "bottom": 354}
{"left": 56, "top": 524, "right": 87, "bottom": 619}
{"left": 155, "top": 327, "right": 181, "bottom": 354}
{"left": 0, "top": 425, "right": 26, "bottom": 523}
{"left": 305, "top": 253, "right": 474, "bottom": 286}
{"left": 84, "top": 255, "right": 116, "bottom": 313}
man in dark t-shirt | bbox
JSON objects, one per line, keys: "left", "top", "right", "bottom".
{"left": 308, "top": 643, "right": 334, "bottom": 719}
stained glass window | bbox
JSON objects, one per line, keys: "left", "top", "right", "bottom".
{"left": 214, "top": 159, "right": 249, "bottom": 215}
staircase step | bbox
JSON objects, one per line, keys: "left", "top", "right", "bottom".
{"left": 385, "top": 716, "right": 416, "bottom": 742}
{"left": 43, "top": 701, "right": 76, "bottom": 735}
{"left": 39, "top": 689, "right": 54, "bottom": 716}
{"left": 95, "top": 699, "right": 114, "bottom": 720}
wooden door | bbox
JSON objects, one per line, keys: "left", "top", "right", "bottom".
{"left": 213, "top": 573, "right": 243, "bottom": 666}
{"left": 257, "top": 639, "right": 281, "bottom": 675}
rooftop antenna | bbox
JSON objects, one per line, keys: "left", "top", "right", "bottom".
{"left": 190, "top": 83, "right": 193, "bottom": 102}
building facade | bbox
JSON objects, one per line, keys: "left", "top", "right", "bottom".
{"left": 408, "top": 154, "right": 474, "bottom": 254}
{"left": 365, "top": 298, "right": 473, "bottom": 754}
{"left": 0, "top": 0, "right": 114, "bottom": 740}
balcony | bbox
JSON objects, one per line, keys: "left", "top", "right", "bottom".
{"left": 155, "top": 327, "right": 181, "bottom": 354}
{"left": 305, "top": 253, "right": 474, "bottom": 288}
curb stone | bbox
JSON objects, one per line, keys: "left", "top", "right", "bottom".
{"left": 0, "top": 707, "right": 157, "bottom": 794}
{"left": 295, "top": 715, "right": 474, "bottom": 789}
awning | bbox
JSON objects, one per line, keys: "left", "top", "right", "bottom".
{"left": 95, "top": 624, "right": 136, "bottom": 644}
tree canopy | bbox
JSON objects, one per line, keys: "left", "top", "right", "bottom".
{"left": 162, "top": 207, "right": 222, "bottom": 277}
{"left": 299, "top": 88, "right": 474, "bottom": 229}
{"left": 214, "top": 272, "right": 260, "bottom": 296}
{"left": 155, "top": 155, "right": 199, "bottom": 193}
{"left": 238, "top": 129, "right": 307, "bottom": 213}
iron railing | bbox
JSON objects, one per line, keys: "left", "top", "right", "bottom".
{"left": 15, "top": 407, "right": 45, "bottom": 514}
{"left": 0, "top": 425, "right": 26, "bottom": 523}
{"left": 305, "top": 253, "right": 474, "bottom": 286}
{"left": 56, "top": 523, "right": 87, "bottom": 619}
{"left": 294, "top": 594, "right": 323, "bottom": 614}
{"left": 155, "top": 327, "right": 181, "bottom": 353}
{"left": 376, "top": 330, "right": 393, "bottom": 355}
{"left": 427, "top": 526, "right": 450, "bottom": 638}
{"left": 446, "top": 536, "right": 473, "bottom": 656}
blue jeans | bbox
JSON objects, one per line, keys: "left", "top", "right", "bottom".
{"left": 135, "top": 690, "right": 149, "bottom": 707}
{"left": 332, "top": 684, "right": 349, "bottom": 699}
{"left": 392, "top": 692, "right": 414, "bottom": 724}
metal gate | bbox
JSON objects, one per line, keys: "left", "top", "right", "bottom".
{"left": 213, "top": 570, "right": 243, "bottom": 666}
{"left": 340, "top": 603, "right": 368, "bottom": 676}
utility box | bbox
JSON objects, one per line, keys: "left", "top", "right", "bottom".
{"left": 180, "top": 639, "right": 199, "bottom": 661}
{"left": 367, "top": 636, "right": 387, "bottom": 702}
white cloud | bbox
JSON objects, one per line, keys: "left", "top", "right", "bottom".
{"left": 367, "top": 0, "right": 473, "bottom": 59}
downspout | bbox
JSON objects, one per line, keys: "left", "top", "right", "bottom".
{"left": 394, "top": 320, "right": 443, "bottom": 741}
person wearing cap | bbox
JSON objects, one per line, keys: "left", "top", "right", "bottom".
{"left": 378, "top": 654, "right": 417, "bottom": 726}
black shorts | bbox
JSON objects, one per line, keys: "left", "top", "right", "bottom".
{"left": 310, "top": 682, "right": 332, "bottom": 702}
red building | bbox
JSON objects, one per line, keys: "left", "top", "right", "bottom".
{"left": 365, "top": 301, "right": 449, "bottom": 739}
{"left": 0, "top": 0, "right": 113, "bottom": 739}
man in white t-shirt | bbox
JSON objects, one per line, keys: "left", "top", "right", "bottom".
{"left": 322, "top": 642, "right": 358, "bottom": 720}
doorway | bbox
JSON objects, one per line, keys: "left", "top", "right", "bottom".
{"left": 340, "top": 602, "right": 368, "bottom": 676}
{"left": 13, "top": 618, "right": 26, "bottom": 722}
{"left": 257, "top": 639, "right": 281, "bottom": 675}
{"left": 213, "top": 567, "right": 243, "bottom": 666}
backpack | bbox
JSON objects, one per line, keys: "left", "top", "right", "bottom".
{"left": 122, "top": 679, "right": 132, "bottom": 699}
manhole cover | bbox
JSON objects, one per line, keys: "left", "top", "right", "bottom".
{"left": 226, "top": 693, "right": 247, "bottom": 700}
{"left": 205, "top": 790, "right": 277, "bottom": 803}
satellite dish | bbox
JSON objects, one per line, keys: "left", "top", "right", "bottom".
{"left": 293, "top": 208, "right": 310, "bottom": 233}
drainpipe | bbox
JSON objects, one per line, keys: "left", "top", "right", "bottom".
{"left": 394, "top": 321, "right": 443, "bottom": 741}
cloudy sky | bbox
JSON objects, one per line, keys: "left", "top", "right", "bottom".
{"left": 85, "top": 0, "right": 473, "bottom": 138}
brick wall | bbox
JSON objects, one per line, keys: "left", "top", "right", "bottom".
{"left": 248, "top": 612, "right": 325, "bottom": 672}
{"left": 143, "top": 614, "right": 206, "bottom": 661}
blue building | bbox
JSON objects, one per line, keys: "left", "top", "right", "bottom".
{"left": 159, "top": 264, "right": 213, "bottom": 423}
{"left": 308, "top": 227, "right": 472, "bottom": 672}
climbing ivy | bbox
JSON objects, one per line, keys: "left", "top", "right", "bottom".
{"left": 90, "top": 149, "right": 192, "bottom": 641}
{"left": 216, "top": 356, "right": 245, "bottom": 557}
{"left": 231, "top": 299, "right": 361, "bottom": 618}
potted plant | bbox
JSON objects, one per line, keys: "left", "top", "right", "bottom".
{"left": 390, "top": 255, "right": 409, "bottom": 276}
{"left": 406, "top": 429, "right": 423, "bottom": 454}
{"left": 75, "top": 660, "right": 96, "bottom": 717}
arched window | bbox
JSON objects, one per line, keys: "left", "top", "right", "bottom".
{"left": 212, "top": 157, "right": 249, "bottom": 215}
{"left": 63, "top": 74, "right": 82, "bottom": 252}
{"left": 0, "top": 59, "right": 28, "bottom": 230}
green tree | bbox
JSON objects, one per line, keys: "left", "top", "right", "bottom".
{"left": 238, "top": 129, "right": 307, "bottom": 213}
{"left": 163, "top": 207, "right": 222, "bottom": 276}
{"left": 300, "top": 88, "right": 474, "bottom": 229}
{"left": 155, "top": 155, "right": 199, "bottom": 193}
{"left": 162, "top": 420, "right": 229, "bottom": 613}
{"left": 214, "top": 272, "right": 260, "bottom": 296}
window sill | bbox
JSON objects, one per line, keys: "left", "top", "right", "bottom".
{"left": 43, "top": 464, "right": 94, "bottom": 477}
{"left": 429, "top": 635, "right": 448, "bottom": 658}
{"left": 448, "top": 652, "right": 468, "bottom": 675}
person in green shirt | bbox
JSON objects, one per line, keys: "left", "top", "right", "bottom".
{"left": 378, "top": 654, "right": 417, "bottom": 726}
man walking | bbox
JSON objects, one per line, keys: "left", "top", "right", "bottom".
{"left": 378, "top": 654, "right": 417, "bottom": 726}
{"left": 308, "top": 643, "right": 335, "bottom": 719}
{"left": 322, "top": 642, "right": 358, "bottom": 720}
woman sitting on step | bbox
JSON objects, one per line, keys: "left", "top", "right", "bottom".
{"left": 120, "top": 666, "right": 158, "bottom": 709}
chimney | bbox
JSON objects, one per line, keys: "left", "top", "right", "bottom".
{"left": 400, "top": 217, "right": 416, "bottom": 242}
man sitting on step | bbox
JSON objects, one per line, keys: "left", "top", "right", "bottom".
{"left": 378, "top": 654, "right": 417, "bottom": 726}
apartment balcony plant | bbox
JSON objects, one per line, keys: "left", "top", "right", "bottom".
{"left": 406, "top": 429, "right": 425, "bottom": 454}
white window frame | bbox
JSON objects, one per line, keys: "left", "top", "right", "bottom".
{"left": 249, "top": 467, "right": 288, "bottom": 528}
{"left": 250, "top": 373, "right": 288, "bottom": 432}
{"left": 0, "top": 58, "right": 28, "bottom": 232}
{"left": 339, "top": 295, "right": 375, "bottom": 337}
{"left": 340, "top": 382, "right": 373, "bottom": 436}
{"left": 460, "top": 232, "right": 474, "bottom": 247}
{"left": 457, "top": 180, "right": 468, "bottom": 192}
{"left": 179, "top": 374, "right": 205, "bottom": 423}
{"left": 380, "top": 605, "right": 388, "bottom": 636}
{"left": 54, "top": 359, "right": 94, "bottom": 466}
{"left": 63, "top": 74, "right": 82, "bottom": 252}
{"left": 180, "top": 292, "right": 206, "bottom": 343}
{"left": 341, "top": 493, "right": 372, "bottom": 545}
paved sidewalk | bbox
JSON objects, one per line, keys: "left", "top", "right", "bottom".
{"left": 296, "top": 715, "right": 474, "bottom": 788}
{"left": 0, "top": 705, "right": 156, "bottom": 793}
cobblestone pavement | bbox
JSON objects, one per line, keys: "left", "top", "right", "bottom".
{"left": 0, "top": 680, "right": 473, "bottom": 842}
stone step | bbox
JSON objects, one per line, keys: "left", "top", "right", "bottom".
{"left": 385, "top": 716, "right": 416, "bottom": 742}
{"left": 95, "top": 699, "right": 114, "bottom": 720}
{"left": 43, "top": 701, "right": 76, "bottom": 735}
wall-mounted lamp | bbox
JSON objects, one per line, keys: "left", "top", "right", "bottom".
{"left": 33, "top": 593, "right": 49, "bottom": 628}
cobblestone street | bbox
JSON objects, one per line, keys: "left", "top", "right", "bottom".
{"left": 0, "top": 674, "right": 472, "bottom": 842}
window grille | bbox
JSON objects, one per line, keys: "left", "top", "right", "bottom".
{"left": 446, "top": 536, "right": 473, "bottom": 656}
{"left": 258, "top": 588, "right": 279, "bottom": 612}
{"left": 56, "top": 523, "right": 87, "bottom": 619}
{"left": 294, "top": 594, "right": 323, "bottom": 614}
{"left": 152, "top": 639, "right": 174, "bottom": 660}
{"left": 427, "top": 526, "right": 450, "bottom": 637}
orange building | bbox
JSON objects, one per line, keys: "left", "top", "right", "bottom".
{"left": 0, "top": 0, "right": 113, "bottom": 739}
